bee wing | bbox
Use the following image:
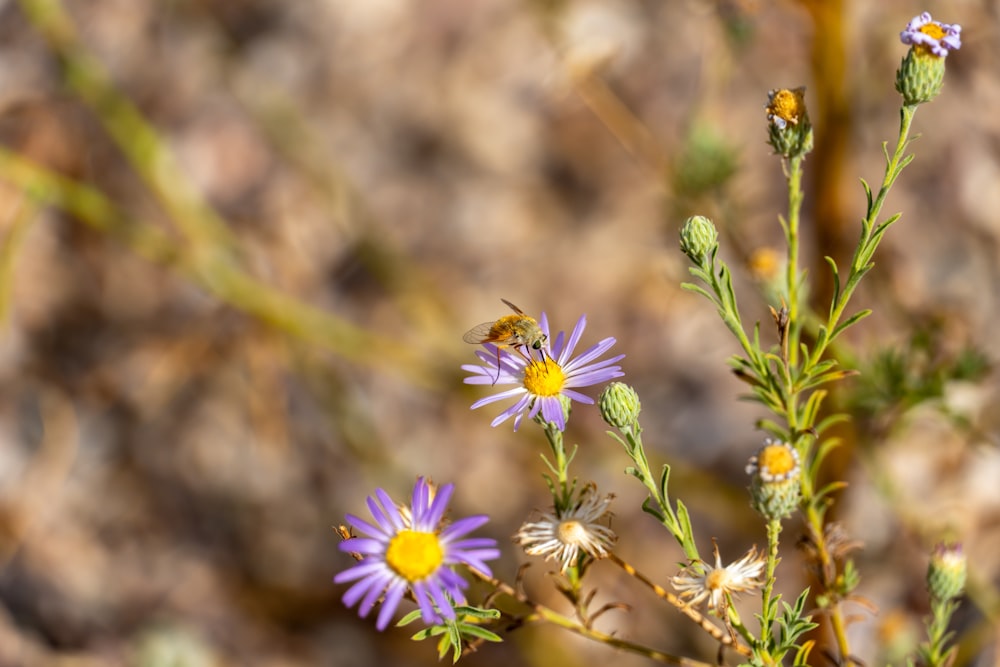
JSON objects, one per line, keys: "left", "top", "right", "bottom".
{"left": 500, "top": 298, "right": 526, "bottom": 315}
{"left": 463, "top": 322, "right": 500, "bottom": 344}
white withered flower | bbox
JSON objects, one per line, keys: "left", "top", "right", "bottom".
{"left": 514, "top": 485, "right": 617, "bottom": 572}
{"left": 671, "top": 541, "right": 766, "bottom": 613}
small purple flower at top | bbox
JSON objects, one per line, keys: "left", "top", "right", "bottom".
{"left": 334, "top": 478, "right": 500, "bottom": 631}
{"left": 463, "top": 313, "right": 624, "bottom": 431}
{"left": 900, "top": 12, "right": 962, "bottom": 57}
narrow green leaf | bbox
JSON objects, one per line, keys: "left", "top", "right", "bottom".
{"left": 398, "top": 610, "right": 426, "bottom": 626}
{"left": 831, "top": 309, "right": 873, "bottom": 340}
{"left": 756, "top": 419, "right": 791, "bottom": 441}
{"left": 452, "top": 606, "right": 502, "bottom": 620}
{"left": 814, "top": 412, "right": 850, "bottom": 435}
{"left": 810, "top": 437, "right": 843, "bottom": 477}
{"left": 676, "top": 499, "right": 694, "bottom": 545}
{"left": 824, "top": 256, "right": 842, "bottom": 306}
{"left": 859, "top": 177, "right": 873, "bottom": 212}
{"left": 659, "top": 464, "right": 671, "bottom": 499}
{"left": 801, "top": 389, "right": 828, "bottom": 426}
{"left": 680, "top": 282, "right": 719, "bottom": 304}
{"left": 460, "top": 625, "right": 503, "bottom": 642}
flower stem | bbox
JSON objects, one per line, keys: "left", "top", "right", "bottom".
{"left": 783, "top": 154, "right": 805, "bottom": 368}
{"left": 609, "top": 553, "right": 751, "bottom": 655}
{"left": 468, "top": 566, "right": 717, "bottom": 667}
{"left": 759, "top": 519, "right": 783, "bottom": 641}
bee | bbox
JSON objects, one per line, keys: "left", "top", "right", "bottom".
{"left": 464, "top": 299, "right": 547, "bottom": 380}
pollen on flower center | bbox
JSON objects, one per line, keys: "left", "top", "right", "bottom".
{"left": 920, "top": 23, "right": 947, "bottom": 40}
{"left": 523, "top": 358, "right": 566, "bottom": 397}
{"left": 385, "top": 529, "right": 444, "bottom": 582}
{"left": 766, "top": 88, "right": 806, "bottom": 127}
{"left": 757, "top": 443, "right": 798, "bottom": 479}
{"left": 557, "top": 519, "right": 586, "bottom": 545}
{"left": 705, "top": 568, "right": 729, "bottom": 591}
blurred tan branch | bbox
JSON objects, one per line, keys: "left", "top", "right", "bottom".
{"left": 0, "top": 193, "right": 40, "bottom": 329}
{"left": 9, "top": 0, "right": 439, "bottom": 385}
{"left": 0, "top": 147, "right": 432, "bottom": 385}
{"left": 17, "top": 0, "right": 235, "bottom": 252}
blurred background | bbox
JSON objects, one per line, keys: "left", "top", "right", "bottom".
{"left": 1, "top": 0, "right": 999, "bottom": 665}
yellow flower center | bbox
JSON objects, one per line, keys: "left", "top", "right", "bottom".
{"left": 758, "top": 443, "right": 798, "bottom": 479}
{"left": 557, "top": 519, "right": 587, "bottom": 545}
{"left": 748, "top": 247, "right": 780, "bottom": 282}
{"left": 385, "top": 529, "right": 444, "bottom": 582}
{"left": 920, "top": 23, "right": 947, "bottom": 40}
{"left": 767, "top": 88, "right": 806, "bottom": 126}
{"left": 706, "top": 568, "right": 728, "bottom": 592}
{"left": 523, "top": 358, "right": 566, "bottom": 397}
{"left": 913, "top": 23, "right": 949, "bottom": 58}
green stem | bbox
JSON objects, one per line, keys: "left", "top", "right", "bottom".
{"left": 784, "top": 154, "right": 805, "bottom": 368}
{"left": 809, "top": 104, "right": 918, "bottom": 370}
{"left": 760, "top": 519, "right": 783, "bottom": 642}
{"left": 542, "top": 423, "right": 573, "bottom": 512}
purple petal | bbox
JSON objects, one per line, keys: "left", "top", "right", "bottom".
{"left": 559, "top": 315, "right": 587, "bottom": 364}
{"left": 441, "top": 515, "right": 490, "bottom": 541}
{"left": 375, "top": 488, "right": 405, "bottom": 532}
{"left": 374, "top": 582, "right": 407, "bottom": 631}
{"left": 427, "top": 579, "right": 457, "bottom": 621}
{"left": 560, "top": 389, "right": 594, "bottom": 404}
{"left": 538, "top": 397, "right": 566, "bottom": 430}
{"left": 422, "top": 483, "right": 455, "bottom": 530}
{"left": 342, "top": 514, "right": 388, "bottom": 540}
{"left": 338, "top": 537, "right": 385, "bottom": 555}
{"left": 471, "top": 387, "right": 527, "bottom": 409}
{"left": 411, "top": 580, "right": 442, "bottom": 626}
{"left": 336, "top": 559, "right": 390, "bottom": 586}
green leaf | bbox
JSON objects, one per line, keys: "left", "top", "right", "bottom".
{"left": 676, "top": 499, "right": 695, "bottom": 546}
{"left": 451, "top": 606, "right": 502, "bottom": 620}
{"left": 641, "top": 497, "right": 666, "bottom": 522}
{"left": 398, "top": 609, "right": 425, "bottom": 626}
{"left": 824, "top": 256, "right": 842, "bottom": 307}
{"left": 756, "top": 419, "right": 791, "bottom": 441}
{"left": 658, "top": 464, "right": 672, "bottom": 501}
{"left": 800, "top": 389, "right": 828, "bottom": 427}
{"left": 809, "top": 437, "right": 842, "bottom": 478}
{"left": 830, "top": 309, "right": 872, "bottom": 340}
{"left": 814, "top": 480, "right": 849, "bottom": 502}
{"left": 680, "top": 282, "right": 718, "bottom": 304}
{"left": 459, "top": 625, "right": 503, "bottom": 642}
{"left": 859, "top": 177, "right": 873, "bottom": 212}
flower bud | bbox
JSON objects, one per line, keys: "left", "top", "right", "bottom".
{"left": 927, "top": 543, "right": 966, "bottom": 601}
{"left": 895, "top": 13, "right": 961, "bottom": 106}
{"left": 746, "top": 439, "right": 801, "bottom": 521}
{"left": 599, "top": 382, "right": 641, "bottom": 429}
{"left": 679, "top": 215, "right": 718, "bottom": 265}
{"left": 765, "top": 87, "right": 813, "bottom": 158}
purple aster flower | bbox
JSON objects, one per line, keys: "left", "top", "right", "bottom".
{"left": 334, "top": 478, "right": 500, "bottom": 631}
{"left": 900, "top": 12, "right": 962, "bottom": 57}
{"left": 463, "top": 313, "right": 625, "bottom": 431}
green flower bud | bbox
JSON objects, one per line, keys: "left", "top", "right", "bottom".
{"left": 599, "top": 382, "right": 641, "bottom": 429}
{"left": 927, "top": 543, "right": 966, "bottom": 601}
{"left": 746, "top": 440, "right": 801, "bottom": 521}
{"left": 896, "top": 13, "right": 961, "bottom": 106}
{"left": 765, "top": 87, "right": 813, "bottom": 159}
{"left": 895, "top": 49, "right": 946, "bottom": 106}
{"left": 679, "top": 215, "right": 718, "bottom": 265}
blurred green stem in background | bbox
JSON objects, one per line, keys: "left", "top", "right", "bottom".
{"left": 0, "top": 147, "right": 431, "bottom": 385}
{"left": 6, "top": 0, "right": 438, "bottom": 385}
